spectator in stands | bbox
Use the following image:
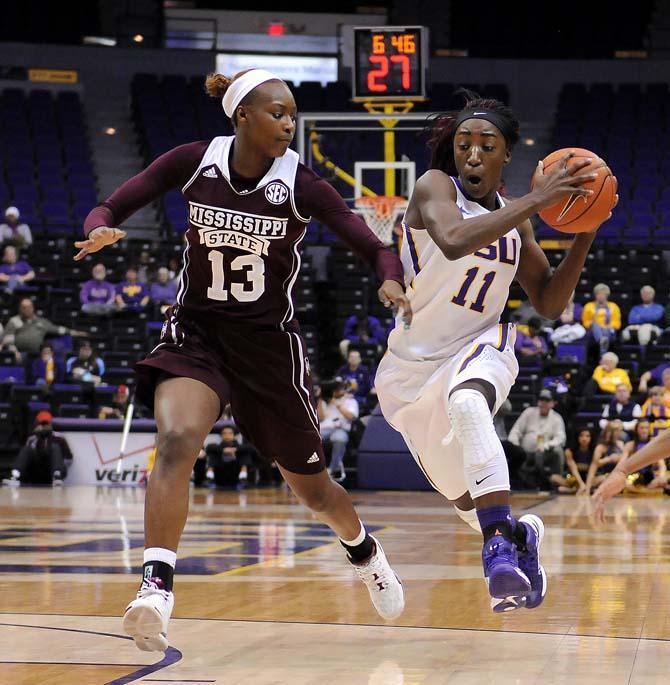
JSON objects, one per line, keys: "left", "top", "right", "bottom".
{"left": 2, "top": 411, "right": 70, "bottom": 487}
{"left": 639, "top": 361, "right": 670, "bottom": 394}
{"left": 508, "top": 389, "right": 567, "bottom": 489}
{"left": 115, "top": 268, "right": 150, "bottom": 312}
{"left": 582, "top": 283, "right": 621, "bottom": 353}
{"left": 98, "top": 384, "right": 131, "bottom": 419}
{"left": 494, "top": 398, "right": 512, "bottom": 441}
{"left": 0, "top": 297, "right": 87, "bottom": 360}
{"left": 0, "top": 245, "right": 35, "bottom": 293}
{"left": 585, "top": 352, "right": 632, "bottom": 396}
{"left": 622, "top": 285, "right": 664, "bottom": 346}
{"left": 137, "top": 250, "right": 156, "bottom": 283}
{"left": 640, "top": 386, "right": 670, "bottom": 435}
{"left": 150, "top": 267, "right": 177, "bottom": 315}
{"left": 658, "top": 368, "right": 670, "bottom": 409}
{"left": 339, "top": 311, "right": 387, "bottom": 359}
{"left": 622, "top": 418, "right": 668, "bottom": 492}
{"left": 204, "top": 426, "right": 258, "bottom": 489}
{"left": 337, "top": 349, "right": 373, "bottom": 409}
{"left": 551, "top": 292, "right": 586, "bottom": 344}
{"left": 0, "top": 206, "right": 32, "bottom": 248}
{"left": 318, "top": 378, "right": 359, "bottom": 482}
{"left": 66, "top": 340, "right": 105, "bottom": 386}
{"left": 31, "top": 342, "right": 64, "bottom": 387}
{"left": 599, "top": 383, "right": 641, "bottom": 434}
{"left": 585, "top": 420, "right": 625, "bottom": 493}
{"left": 167, "top": 256, "right": 181, "bottom": 284}
{"left": 550, "top": 428, "right": 594, "bottom": 494}
{"left": 514, "top": 316, "right": 548, "bottom": 359}
{"left": 510, "top": 298, "right": 552, "bottom": 328}
{"left": 80, "top": 263, "right": 116, "bottom": 315}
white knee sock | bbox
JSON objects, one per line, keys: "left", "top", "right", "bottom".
{"left": 447, "top": 388, "right": 510, "bottom": 499}
{"left": 454, "top": 505, "right": 482, "bottom": 532}
{"left": 144, "top": 547, "right": 177, "bottom": 568}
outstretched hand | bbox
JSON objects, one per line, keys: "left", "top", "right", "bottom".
{"left": 74, "top": 226, "right": 127, "bottom": 261}
{"left": 592, "top": 468, "right": 627, "bottom": 524}
{"left": 378, "top": 280, "right": 412, "bottom": 328}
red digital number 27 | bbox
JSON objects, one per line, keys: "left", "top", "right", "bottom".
{"left": 367, "top": 54, "right": 411, "bottom": 93}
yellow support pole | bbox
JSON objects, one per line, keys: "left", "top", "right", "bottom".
{"left": 383, "top": 104, "right": 396, "bottom": 196}
{"left": 309, "top": 131, "right": 377, "bottom": 198}
{"left": 362, "top": 101, "right": 415, "bottom": 197}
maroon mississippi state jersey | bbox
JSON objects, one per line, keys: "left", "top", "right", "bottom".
{"left": 178, "top": 136, "right": 310, "bottom": 327}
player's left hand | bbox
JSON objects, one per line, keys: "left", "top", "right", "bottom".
{"left": 592, "top": 467, "right": 627, "bottom": 524}
{"left": 378, "top": 280, "right": 412, "bottom": 327}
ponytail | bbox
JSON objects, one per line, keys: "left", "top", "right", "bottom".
{"left": 204, "top": 72, "right": 233, "bottom": 100}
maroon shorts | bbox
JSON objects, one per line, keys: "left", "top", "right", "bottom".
{"left": 135, "top": 308, "right": 325, "bottom": 475}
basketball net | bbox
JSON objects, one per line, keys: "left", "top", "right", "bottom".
{"left": 354, "top": 196, "right": 407, "bottom": 246}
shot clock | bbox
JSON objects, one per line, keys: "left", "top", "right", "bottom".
{"left": 352, "top": 26, "right": 428, "bottom": 101}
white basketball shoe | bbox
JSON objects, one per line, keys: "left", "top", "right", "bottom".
{"left": 123, "top": 578, "right": 175, "bottom": 652}
{"left": 352, "top": 535, "right": 405, "bottom": 620}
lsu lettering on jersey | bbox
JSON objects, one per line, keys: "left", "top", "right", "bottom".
{"left": 179, "top": 135, "right": 309, "bottom": 327}
{"left": 388, "top": 175, "right": 520, "bottom": 361}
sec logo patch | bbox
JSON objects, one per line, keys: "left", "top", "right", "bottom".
{"left": 265, "top": 182, "right": 289, "bottom": 205}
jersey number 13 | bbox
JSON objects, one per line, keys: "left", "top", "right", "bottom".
{"left": 207, "top": 251, "right": 265, "bottom": 302}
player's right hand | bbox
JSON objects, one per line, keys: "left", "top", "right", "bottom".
{"left": 74, "top": 226, "right": 127, "bottom": 261}
{"left": 531, "top": 151, "right": 598, "bottom": 209}
{"left": 592, "top": 468, "right": 627, "bottom": 524}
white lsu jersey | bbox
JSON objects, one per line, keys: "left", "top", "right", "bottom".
{"left": 388, "top": 175, "right": 521, "bottom": 361}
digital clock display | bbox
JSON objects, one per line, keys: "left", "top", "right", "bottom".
{"left": 353, "top": 26, "right": 426, "bottom": 101}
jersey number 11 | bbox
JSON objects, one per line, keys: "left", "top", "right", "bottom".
{"left": 451, "top": 267, "right": 497, "bottom": 314}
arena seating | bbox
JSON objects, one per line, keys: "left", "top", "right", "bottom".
{"left": 536, "top": 82, "right": 670, "bottom": 247}
{"left": 4, "top": 78, "right": 670, "bottom": 488}
{"left": 0, "top": 88, "right": 97, "bottom": 234}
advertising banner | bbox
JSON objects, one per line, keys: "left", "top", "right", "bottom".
{"left": 63, "top": 432, "right": 155, "bottom": 486}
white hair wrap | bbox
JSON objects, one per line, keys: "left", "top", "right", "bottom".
{"left": 221, "top": 69, "right": 283, "bottom": 118}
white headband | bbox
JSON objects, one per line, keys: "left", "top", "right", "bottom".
{"left": 222, "top": 69, "right": 282, "bottom": 118}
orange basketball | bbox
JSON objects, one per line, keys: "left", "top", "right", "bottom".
{"left": 530, "top": 147, "right": 617, "bottom": 233}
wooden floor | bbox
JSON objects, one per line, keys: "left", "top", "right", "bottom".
{"left": 1, "top": 485, "right": 670, "bottom": 684}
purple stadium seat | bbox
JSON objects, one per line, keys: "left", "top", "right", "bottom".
{"left": 0, "top": 366, "right": 25, "bottom": 383}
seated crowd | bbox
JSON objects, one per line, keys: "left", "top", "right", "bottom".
{"left": 503, "top": 278, "right": 670, "bottom": 496}
{"left": 2, "top": 205, "right": 669, "bottom": 495}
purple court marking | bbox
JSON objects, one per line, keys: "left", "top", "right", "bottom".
{"left": 0, "top": 621, "right": 182, "bottom": 684}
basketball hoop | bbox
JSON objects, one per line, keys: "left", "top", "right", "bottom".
{"left": 354, "top": 195, "right": 407, "bottom": 246}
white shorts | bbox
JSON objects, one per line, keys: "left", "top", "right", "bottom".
{"left": 375, "top": 323, "right": 518, "bottom": 500}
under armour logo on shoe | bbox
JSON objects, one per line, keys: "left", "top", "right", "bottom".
{"left": 202, "top": 167, "right": 218, "bottom": 178}
{"left": 372, "top": 573, "right": 386, "bottom": 591}
{"left": 306, "top": 452, "right": 319, "bottom": 464}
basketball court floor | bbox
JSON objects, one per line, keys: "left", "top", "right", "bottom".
{"left": 1, "top": 485, "right": 669, "bottom": 684}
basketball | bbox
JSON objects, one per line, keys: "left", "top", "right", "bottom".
{"left": 531, "top": 147, "right": 617, "bottom": 233}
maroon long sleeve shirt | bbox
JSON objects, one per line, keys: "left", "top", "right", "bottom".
{"left": 84, "top": 140, "right": 403, "bottom": 326}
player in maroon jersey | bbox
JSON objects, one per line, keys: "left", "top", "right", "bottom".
{"left": 75, "top": 69, "right": 411, "bottom": 652}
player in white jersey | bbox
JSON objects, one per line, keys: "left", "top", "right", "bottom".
{"left": 376, "top": 91, "right": 617, "bottom": 611}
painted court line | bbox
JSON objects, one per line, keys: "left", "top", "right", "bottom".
{"left": 0, "top": 621, "right": 182, "bottom": 684}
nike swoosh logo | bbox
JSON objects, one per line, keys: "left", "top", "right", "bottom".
{"left": 556, "top": 193, "right": 588, "bottom": 222}
{"left": 475, "top": 473, "right": 495, "bottom": 485}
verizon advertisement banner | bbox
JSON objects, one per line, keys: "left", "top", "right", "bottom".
{"left": 63, "top": 432, "right": 156, "bottom": 486}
